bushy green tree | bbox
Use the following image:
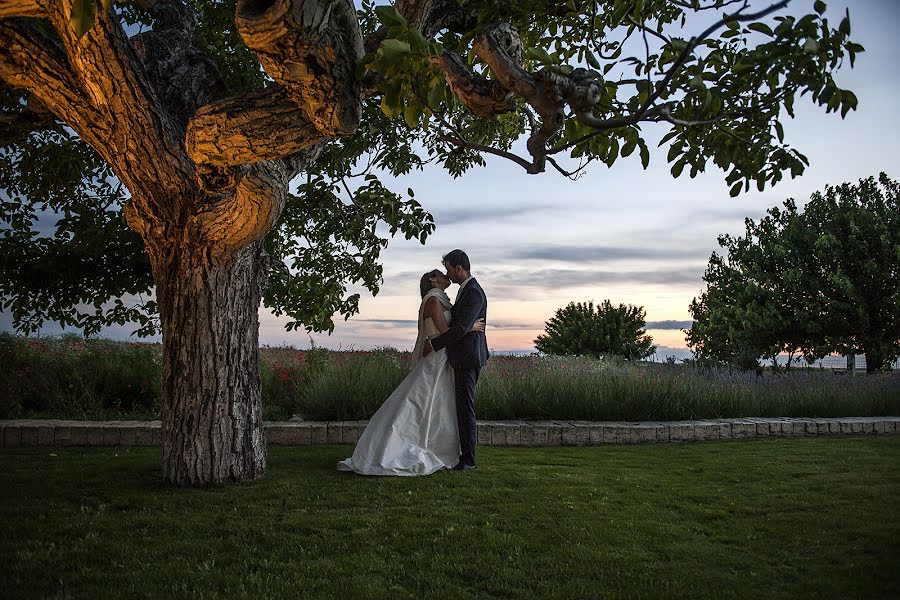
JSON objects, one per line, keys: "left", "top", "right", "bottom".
{"left": 535, "top": 300, "right": 656, "bottom": 360}
{"left": 687, "top": 173, "right": 900, "bottom": 372}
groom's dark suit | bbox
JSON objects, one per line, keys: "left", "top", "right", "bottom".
{"left": 429, "top": 277, "right": 488, "bottom": 467}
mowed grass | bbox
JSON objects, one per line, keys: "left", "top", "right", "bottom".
{"left": 1, "top": 438, "right": 898, "bottom": 599}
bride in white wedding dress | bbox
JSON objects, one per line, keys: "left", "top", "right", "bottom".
{"left": 337, "top": 269, "right": 484, "bottom": 476}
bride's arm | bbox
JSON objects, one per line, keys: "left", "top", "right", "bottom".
{"left": 424, "top": 297, "right": 450, "bottom": 333}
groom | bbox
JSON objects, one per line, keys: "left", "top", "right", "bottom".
{"left": 423, "top": 249, "right": 488, "bottom": 471}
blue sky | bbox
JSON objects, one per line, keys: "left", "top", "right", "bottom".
{"left": 3, "top": 0, "right": 898, "bottom": 358}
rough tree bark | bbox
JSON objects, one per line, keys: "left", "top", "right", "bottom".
{"left": 0, "top": 0, "right": 365, "bottom": 485}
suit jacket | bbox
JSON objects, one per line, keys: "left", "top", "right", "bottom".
{"left": 430, "top": 278, "right": 489, "bottom": 369}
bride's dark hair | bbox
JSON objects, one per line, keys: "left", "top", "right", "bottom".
{"left": 419, "top": 269, "right": 442, "bottom": 298}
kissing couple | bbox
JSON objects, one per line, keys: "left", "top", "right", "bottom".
{"left": 338, "top": 249, "right": 489, "bottom": 475}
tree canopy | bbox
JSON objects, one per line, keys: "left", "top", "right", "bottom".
{"left": 1, "top": 0, "right": 864, "bottom": 338}
{"left": 535, "top": 299, "right": 656, "bottom": 360}
{"left": 686, "top": 173, "right": 900, "bottom": 372}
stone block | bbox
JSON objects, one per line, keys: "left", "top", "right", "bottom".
{"left": 800, "top": 420, "right": 817, "bottom": 435}
{"left": 546, "top": 421, "right": 564, "bottom": 446}
{"left": 786, "top": 420, "right": 805, "bottom": 436}
{"left": 588, "top": 423, "right": 613, "bottom": 445}
{"left": 530, "top": 421, "right": 549, "bottom": 447}
{"left": 519, "top": 423, "right": 536, "bottom": 447}
{"left": 693, "top": 422, "right": 720, "bottom": 441}
{"left": 358, "top": 420, "right": 369, "bottom": 437}
{"left": 630, "top": 424, "right": 657, "bottom": 444}
{"left": 839, "top": 420, "right": 853, "bottom": 435}
{"left": 477, "top": 421, "right": 491, "bottom": 445}
{"left": 36, "top": 425, "right": 54, "bottom": 446}
{"left": 653, "top": 423, "right": 671, "bottom": 443}
{"left": 341, "top": 422, "right": 360, "bottom": 445}
{"left": 669, "top": 423, "right": 695, "bottom": 442}
{"left": 83, "top": 426, "right": 102, "bottom": 446}
{"left": 4, "top": 424, "right": 21, "bottom": 447}
{"left": 502, "top": 421, "right": 522, "bottom": 446}
{"left": 131, "top": 425, "right": 154, "bottom": 446}
{"left": 290, "top": 424, "right": 312, "bottom": 446}
{"left": 20, "top": 425, "right": 39, "bottom": 446}
{"left": 308, "top": 423, "right": 326, "bottom": 445}
{"left": 772, "top": 419, "right": 790, "bottom": 436}
{"left": 326, "top": 422, "right": 343, "bottom": 444}
{"left": 731, "top": 421, "right": 756, "bottom": 439}
{"left": 120, "top": 425, "right": 141, "bottom": 446}
{"left": 54, "top": 425, "right": 74, "bottom": 446}
{"left": 562, "top": 422, "right": 590, "bottom": 446}
{"left": 713, "top": 421, "right": 733, "bottom": 440}
{"left": 751, "top": 420, "right": 772, "bottom": 437}
{"left": 102, "top": 425, "right": 121, "bottom": 446}
{"left": 491, "top": 422, "right": 508, "bottom": 446}
{"left": 609, "top": 425, "right": 630, "bottom": 444}
{"left": 267, "top": 423, "right": 300, "bottom": 445}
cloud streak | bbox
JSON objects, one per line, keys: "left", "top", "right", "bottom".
{"left": 486, "top": 266, "right": 705, "bottom": 289}
{"left": 513, "top": 244, "right": 712, "bottom": 264}
{"left": 646, "top": 320, "right": 693, "bottom": 330}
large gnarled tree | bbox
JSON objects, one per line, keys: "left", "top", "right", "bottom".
{"left": 0, "top": 0, "right": 862, "bottom": 484}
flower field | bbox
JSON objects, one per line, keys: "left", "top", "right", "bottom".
{"left": 1, "top": 333, "right": 897, "bottom": 421}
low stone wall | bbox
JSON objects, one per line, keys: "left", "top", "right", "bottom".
{"left": 1, "top": 417, "right": 898, "bottom": 448}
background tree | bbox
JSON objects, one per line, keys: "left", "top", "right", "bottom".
{"left": 687, "top": 173, "right": 900, "bottom": 372}
{"left": 0, "top": 0, "right": 863, "bottom": 484}
{"left": 535, "top": 300, "right": 656, "bottom": 360}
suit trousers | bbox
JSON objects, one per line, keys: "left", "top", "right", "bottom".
{"left": 453, "top": 366, "right": 480, "bottom": 466}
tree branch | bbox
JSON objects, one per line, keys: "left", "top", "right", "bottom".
{"left": 186, "top": 84, "right": 327, "bottom": 169}
{"left": 429, "top": 51, "right": 515, "bottom": 119}
{"left": 0, "top": 0, "right": 47, "bottom": 18}
{"left": 0, "top": 20, "right": 101, "bottom": 139}
{"left": 234, "top": 0, "right": 363, "bottom": 137}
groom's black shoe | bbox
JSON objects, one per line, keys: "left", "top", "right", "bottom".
{"left": 452, "top": 462, "right": 476, "bottom": 471}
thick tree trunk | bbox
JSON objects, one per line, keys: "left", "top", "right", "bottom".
{"left": 154, "top": 238, "right": 268, "bottom": 486}
{"left": 864, "top": 345, "right": 885, "bottom": 374}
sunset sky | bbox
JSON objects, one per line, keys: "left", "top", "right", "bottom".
{"left": 3, "top": 1, "right": 898, "bottom": 358}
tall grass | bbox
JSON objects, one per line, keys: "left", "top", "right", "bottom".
{"left": 1, "top": 334, "right": 897, "bottom": 421}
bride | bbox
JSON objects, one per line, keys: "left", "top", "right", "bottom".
{"left": 337, "top": 269, "right": 485, "bottom": 476}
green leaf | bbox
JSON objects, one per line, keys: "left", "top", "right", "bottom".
{"left": 374, "top": 5, "right": 407, "bottom": 28}
{"left": 729, "top": 182, "right": 742, "bottom": 197}
{"left": 427, "top": 81, "right": 444, "bottom": 108}
{"left": 380, "top": 95, "right": 402, "bottom": 120}
{"left": 70, "top": 0, "right": 97, "bottom": 39}
{"left": 814, "top": 0, "right": 826, "bottom": 15}
{"left": 839, "top": 9, "right": 851, "bottom": 35}
{"left": 379, "top": 39, "right": 411, "bottom": 63}
{"left": 403, "top": 102, "right": 422, "bottom": 129}
{"left": 747, "top": 22, "right": 773, "bottom": 37}
{"left": 524, "top": 46, "right": 554, "bottom": 65}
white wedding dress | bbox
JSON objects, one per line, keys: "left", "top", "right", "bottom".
{"left": 337, "top": 288, "right": 460, "bottom": 476}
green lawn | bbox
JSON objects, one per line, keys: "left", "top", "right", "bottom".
{"left": 2, "top": 438, "right": 898, "bottom": 599}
